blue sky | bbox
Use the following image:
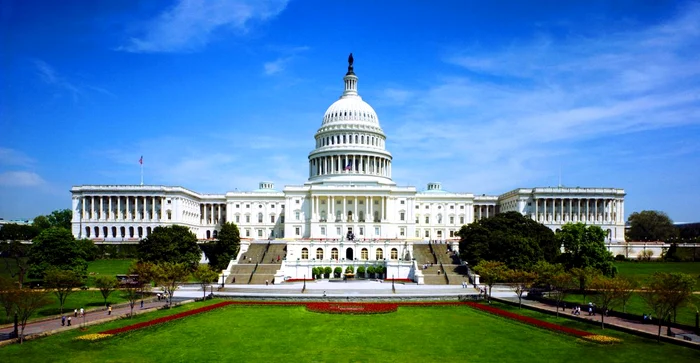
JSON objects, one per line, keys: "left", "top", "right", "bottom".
{"left": 1, "top": 0, "right": 699, "bottom": 222}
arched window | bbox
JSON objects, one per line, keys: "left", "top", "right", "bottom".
{"left": 301, "top": 248, "right": 309, "bottom": 260}
{"left": 120, "top": 226, "right": 125, "bottom": 238}
{"left": 138, "top": 227, "right": 143, "bottom": 238}
{"left": 85, "top": 227, "right": 91, "bottom": 238}
{"left": 94, "top": 226, "right": 99, "bottom": 237}
{"left": 361, "top": 248, "right": 368, "bottom": 260}
{"left": 112, "top": 227, "right": 117, "bottom": 238}
{"left": 391, "top": 248, "right": 398, "bottom": 260}
{"left": 316, "top": 248, "right": 323, "bottom": 260}
{"left": 376, "top": 248, "right": 383, "bottom": 260}
{"left": 206, "top": 230, "right": 211, "bottom": 239}
{"left": 258, "top": 213, "right": 263, "bottom": 223}
{"left": 437, "top": 214, "right": 442, "bottom": 223}
{"left": 129, "top": 227, "right": 134, "bottom": 238}
{"left": 331, "top": 248, "right": 339, "bottom": 260}
{"left": 147, "top": 227, "right": 152, "bottom": 236}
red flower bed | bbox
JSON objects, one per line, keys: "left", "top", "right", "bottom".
{"left": 464, "top": 302, "right": 593, "bottom": 337}
{"left": 306, "top": 302, "right": 398, "bottom": 314}
{"left": 101, "top": 301, "right": 236, "bottom": 335}
{"left": 384, "top": 278, "right": 414, "bottom": 283}
{"left": 284, "top": 278, "right": 315, "bottom": 282}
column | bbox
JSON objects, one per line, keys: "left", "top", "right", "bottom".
{"left": 594, "top": 199, "right": 598, "bottom": 222}
{"left": 542, "top": 199, "right": 546, "bottom": 221}
{"left": 108, "top": 197, "right": 113, "bottom": 220}
{"left": 153, "top": 198, "right": 156, "bottom": 221}
{"left": 352, "top": 155, "right": 355, "bottom": 172}
{"left": 560, "top": 199, "right": 564, "bottom": 222}
{"left": 330, "top": 196, "right": 334, "bottom": 221}
{"left": 91, "top": 196, "right": 95, "bottom": 220}
{"left": 99, "top": 197, "right": 104, "bottom": 220}
{"left": 81, "top": 197, "right": 86, "bottom": 221}
{"left": 369, "top": 196, "right": 373, "bottom": 222}
{"left": 534, "top": 198, "right": 538, "bottom": 221}
{"left": 354, "top": 196, "right": 357, "bottom": 222}
{"left": 343, "top": 196, "right": 347, "bottom": 222}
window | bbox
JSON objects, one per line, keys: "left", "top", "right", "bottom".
{"left": 361, "top": 248, "right": 368, "bottom": 260}
{"left": 301, "top": 248, "right": 308, "bottom": 260}
{"left": 437, "top": 214, "right": 442, "bottom": 223}
{"left": 376, "top": 248, "right": 383, "bottom": 260}
{"left": 400, "top": 200, "right": 405, "bottom": 205}
{"left": 245, "top": 229, "right": 250, "bottom": 237}
{"left": 167, "top": 212, "right": 172, "bottom": 220}
{"left": 391, "top": 248, "right": 398, "bottom": 260}
{"left": 450, "top": 231, "right": 455, "bottom": 237}
{"left": 449, "top": 216, "right": 454, "bottom": 224}
{"left": 400, "top": 228, "right": 405, "bottom": 236}
{"left": 296, "top": 200, "right": 300, "bottom": 204}
{"left": 336, "top": 227, "right": 341, "bottom": 235}
{"left": 331, "top": 248, "right": 339, "bottom": 260}
{"left": 246, "top": 215, "right": 250, "bottom": 223}
{"left": 295, "top": 211, "right": 300, "bottom": 220}
{"left": 235, "top": 215, "right": 240, "bottom": 223}
{"left": 259, "top": 204, "right": 262, "bottom": 209}
{"left": 374, "top": 227, "right": 380, "bottom": 235}
{"left": 321, "top": 227, "right": 326, "bottom": 235}
{"left": 438, "top": 206, "right": 442, "bottom": 209}
{"left": 425, "top": 230, "right": 430, "bottom": 238}
{"left": 246, "top": 204, "right": 250, "bottom": 208}
{"left": 400, "top": 212, "right": 405, "bottom": 221}
{"left": 316, "top": 248, "right": 323, "bottom": 260}
{"left": 450, "top": 205, "right": 454, "bottom": 209}
{"left": 460, "top": 205, "right": 464, "bottom": 209}
{"left": 415, "top": 205, "right": 419, "bottom": 209}
{"left": 425, "top": 216, "right": 430, "bottom": 224}
{"left": 415, "top": 217, "right": 419, "bottom": 224}
{"left": 359, "top": 227, "right": 364, "bottom": 235}
{"left": 415, "top": 230, "right": 420, "bottom": 237}
{"left": 295, "top": 227, "right": 300, "bottom": 236}
{"left": 258, "top": 213, "right": 263, "bottom": 223}
{"left": 270, "top": 215, "right": 275, "bottom": 223}
{"left": 281, "top": 216, "right": 285, "bottom": 223}
{"left": 258, "top": 229, "right": 263, "bottom": 237}
{"left": 460, "top": 216, "right": 465, "bottom": 224}
{"left": 425, "top": 205, "right": 429, "bottom": 209}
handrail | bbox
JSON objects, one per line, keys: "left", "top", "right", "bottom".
{"left": 248, "top": 263, "right": 258, "bottom": 284}
{"left": 440, "top": 262, "right": 450, "bottom": 285}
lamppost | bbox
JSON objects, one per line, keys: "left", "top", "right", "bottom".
{"left": 392, "top": 274, "right": 395, "bottom": 293}
{"left": 302, "top": 274, "right": 306, "bottom": 293}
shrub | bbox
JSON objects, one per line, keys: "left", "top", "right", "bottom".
{"left": 357, "top": 266, "right": 366, "bottom": 277}
{"left": 333, "top": 267, "right": 342, "bottom": 278}
{"left": 324, "top": 267, "right": 332, "bottom": 278}
{"left": 367, "top": 266, "right": 375, "bottom": 278}
{"left": 614, "top": 254, "right": 627, "bottom": 261}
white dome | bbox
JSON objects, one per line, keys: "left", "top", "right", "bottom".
{"left": 322, "top": 96, "right": 380, "bottom": 126}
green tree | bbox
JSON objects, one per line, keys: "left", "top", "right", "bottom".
{"left": 473, "top": 260, "right": 507, "bottom": 302}
{"left": 366, "top": 266, "right": 375, "bottom": 278}
{"left": 589, "top": 276, "right": 623, "bottom": 329}
{"left": 504, "top": 269, "right": 537, "bottom": 309}
{"left": 642, "top": 272, "right": 696, "bottom": 341}
{"left": 459, "top": 212, "right": 559, "bottom": 270}
{"left": 323, "top": 266, "right": 332, "bottom": 278}
{"left": 202, "top": 222, "right": 241, "bottom": 271}
{"left": 138, "top": 225, "right": 201, "bottom": 268}
{"left": 550, "top": 272, "right": 575, "bottom": 318}
{"left": 532, "top": 261, "right": 564, "bottom": 288}
{"left": 27, "top": 227, "right": 87, "bottom": 278}
{"left": 44, "top": 268, "right": 83, "bottom": 314}
{"left": 14, "top": 289, "right": 51, "bottom": 344}
{"left": 46, "top": 209, "right": 72, "bottom": 231}
{"left": 126, "top": 262, "right": 155, "bottom": 317}
{"left": 31, "top": 215, "right": 52, "bottom": 232}
{"left": 95, "top": 275, "right": 119, "bottom": 307}
{"left": 192, "top": 264, "right": 219, "bottom": 301}
{"left": 76, "top": 238, "right": 100, "bottom": 261}
{"left": 357, "top": 265, "right": 366, "bottom": 278}
{"left": 333, "top": 266, "right": 342, "bottom": 278}
{"left": 0, "top": 223, "right": 39, "bottom": 241}
{"left": 1, "top": 241, "right": 30, "bottom": 288}
{"left": 0, "top": 277, "right": 17, "bottom": 323}
{"left": 152, "top": 262, "right": 190, "bottom": 307}
{"left": 569, "top": 266, "right": 601, "bottom": 303}
{"left": 627, "top": 210, "right": 678, "bottom": 242}
{"left": 557, "top": 223, "right": 616, "bottom": 276}
{"left": 618, "top": 277, "right": 638, "bottom": 313}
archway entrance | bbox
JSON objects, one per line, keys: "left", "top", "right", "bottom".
{"left": 346, "top": 247, "right": 354, "bottom": 260}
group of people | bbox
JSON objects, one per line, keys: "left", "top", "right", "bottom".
{"left": 60, "top": 307, "right": 85, "bottom": 327}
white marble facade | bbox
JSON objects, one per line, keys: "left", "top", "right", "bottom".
{"left": 70, "top": 57, "right": 626, "bottom": 250}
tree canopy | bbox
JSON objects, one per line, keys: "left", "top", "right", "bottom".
{"left": 556, "top": 223, "right": 616, "bottom": 276}
{"left": 201, "top": 222, "right": 240, "bottom": 271}
{"left": 27, "top": 227, "right": 87, "bottom": 278}
{"left": 458, "top": 212, "right": 559, "bottom": 270}
{"left": 0, "top": 223, "right": 39, "bottom": 241}
{"left": 32, "top": 209, "right": 72, "bottom": 233}
{"left": 627, "top": 210, "right": 678, "bottom": 242}
{"left": 138, "top": 225, "right": 201, "bottom": 268}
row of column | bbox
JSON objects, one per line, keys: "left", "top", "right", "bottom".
{"left": 317, "top": 132, "right": 382, "bottom": 148}
{"left": 310, "top": 195, "right": 388, "bottom": 223}
{"left": 81, "top": 196, "right": 165, "bottom": 221}
{"left": 309, "top": 154, "right": 391, "bottom": 178}
{"left": 200, "top": 203, "right": 226, "bottom": 225}
{"left": 533, "top": 198, "right": 623, "bottom": 224}
{"left": 474, "top": 205, "right": 496, "bottom": 220}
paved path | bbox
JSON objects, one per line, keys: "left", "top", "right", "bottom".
{"left": 503, "top": 296, "right": 699, "bottom": 342}
{"left": 0, "top": 299, "right": 171, "bottom": 341}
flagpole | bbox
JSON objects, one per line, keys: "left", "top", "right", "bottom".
{"left": 140, "top": 162, "right": 143, "bottom": 186}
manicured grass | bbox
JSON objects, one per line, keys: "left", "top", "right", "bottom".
{"left": 1, "top": 301, "right": 698, "bottom": 362}
{"left": 86, "top": 259, "right": 135, "bottom": 287}
{"left": 0, "top": 290, "right": 129, "bottom": 323}
{"left": 563, "top": 292, "right": 700, "bottom": 327}
{"left": 614, "top": 261, "right": 700, "bottom": 289}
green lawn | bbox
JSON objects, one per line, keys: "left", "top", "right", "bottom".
{"left": 1, "top": 301, "right": 699, "bottom": 362}
{"left": 614, "top": 261, "right": 700, "bottom": 289}
{"left": 0, "top": 290, "right": 130, "bottom": 324}
{"left": 86, "top": 259, "right": 135, "bottom": 287}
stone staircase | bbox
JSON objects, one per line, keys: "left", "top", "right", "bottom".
{"left": 432, "top": 243, "right": 468, "bottom": 286}
{"left": 228, "top": 242, "right": 287, "bottom": 284}
{"left": 414, "top": 244, "right": 447, "bottom": 285}
{"left": 226, "top": 243, "right": 269, "bottom": 284}
{"left": 249, "top": 264, "right": 280, "bottom": 285}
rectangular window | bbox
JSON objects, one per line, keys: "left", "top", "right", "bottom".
{"left": 336, "top": 227, "right": 341, "bottom": 235}
{"left": 270, "top": 215, "right": 275, "bottom": 223}
{"left": 321, "top": 227, "right": 326, "bottom": 235}
{"left": 374, "top": 227, "right": 380, "bottom": 235}
{"left": 235, "top": 216, "right": 240, "bottom": 223}
{"left": 359, "top": 227, "right": 364, "bottom": 235}
{"left": 460, "top": 216, "right": 465, "bottom": 224}
{"left": 235, "top": 204, "right": 239, "bottom": 208}
{"left": 295, "top": 211, "right": 300, "bottom": 220}
{"left": 460, "top": 205, "right": 464, "bottom": 209}
{"left": 246, "top": 204, "right": 250, "bottom": 208}
{"left": 245, "top": 229, "right": 250, "bottom": 237}
{"left": 296, "top": 200, "right": 300, "bottom": 204}
{"left": 400, "top": 212, "right": 405, "bottom": 221}
{"left": 295, "top": 227, "right": 300, "bottom": 236}
{"left": 450, "top": 205, "right": 454, "bottom": 209}
{"left": 246, "top": 215, "right": 250, "bottom": 223}
{"left": 258, "top": 229, "right": 263, "bottom": 237}
{"left": 425, "top": 230, "right": 430, "bottom": 237}
{"left": 425, "top": 216, "right": 430, "bottom": 224}
{"left": 400, "top": 228, "right": 405, "bottom": 237}
{"left": 415, "top": 229, "right": 420, "bottom": 238}
{"left": 400, "top": 200, "right": 405, "bottom": 205}
{"left": 450, "top": 231, "right": 455, "bottom": 237}
{"left": 415, "top": 217, "right": 419, "bottom": 224}
{"left": 280, "top": 216, "right": 285, "bottom": 223}
{"left": 449, "top": 216, "right": 454, "bottom": 224}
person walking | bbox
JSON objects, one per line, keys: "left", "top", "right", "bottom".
{"left": 67, "top": 316, "right": 72, "bottom": 326}
{"left": 74, "top": 308, "right": 78, "bottom": 318}
{"left": 141, "top": 300, "right": 144, "bottom": 309}
{"left": 108, "top": 305, "right": 112, "bottom": 315}
{"left": 80, "top": 307, "right": 84, "bottom": 317}
{"left": 61, "top": 315, "right": 66, "bottom": 326}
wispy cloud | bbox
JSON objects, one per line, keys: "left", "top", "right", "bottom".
{"left": 32, "top": 59, "right": 114, "bottom": 102}
{"left": 0, "top": 148, "right": 36, "bottom": 167}
{"left": 0, "top": 171, "right": 47, "bottom": 187}
{"left": 383, "top": 4, "right": 700, "bottom": 193}
{"left": 118, "top": 0, "right": 289, "bottom": 53}
{"left": 263, "top": 46, "right": 309, "bottom": 75}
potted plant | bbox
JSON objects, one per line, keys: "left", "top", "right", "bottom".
{"left": 333, "top": 266, "right": 342, "bottom": 278}
{"left": 324, "top": 267, "right": 332, "bottom": 279}
{"left": 357, "top": 266, "right": 366, "bottom": 279}
{"left": 367, "top": 266, "right": 375, "bottom": 279}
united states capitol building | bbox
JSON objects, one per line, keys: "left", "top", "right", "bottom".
{"left": 70, "top": 56, "right": 626, "bottom": 280}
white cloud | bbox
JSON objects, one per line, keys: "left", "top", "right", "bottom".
{"left": 384, "top": 4, "right": 700, "bottom": 194}
{"left": 263, "top": 46, "right": 309, "bottom": 76}
{"left": 0, "top": 171, "right": 47, "bottom": 187}
{"left": 0, "top": 148, "right": 35, "bottom": 167}
{"left": 33, "top": 60, "right": 81, "bottom": 103}
{"left": 118, "top": 0, "right": 289, "bottom": 53}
